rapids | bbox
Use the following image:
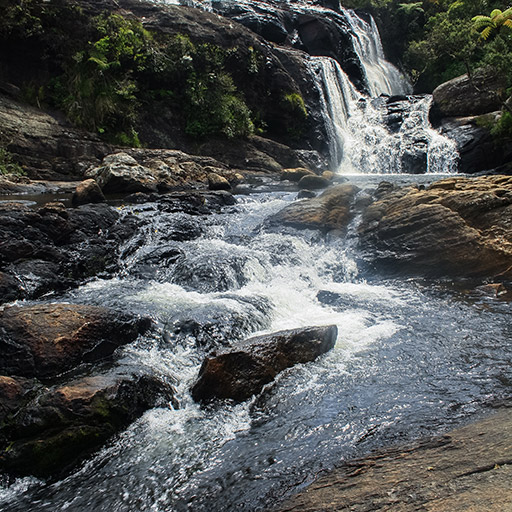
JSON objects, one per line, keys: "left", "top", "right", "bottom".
{"left": 0, "top": 2, "right": 508, "bottom": 511}
{"left": 1, "top": 178, "right": 511, "bottom": 511}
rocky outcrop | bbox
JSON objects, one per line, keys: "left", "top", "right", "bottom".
{"left": 86, "top": 151, "right": 242, "bottom": 194}
{"left": 432, "top": 69, "right": 508, "bottom": 118}
{"left": 0, "top": 201, "right": 135, "bottom": 302}
{"left": 436, "top": 116, "right": 512, "bottom": 174}
{"left": 0, "top": 94, "right": 111, "bottom": 180}
{"left": 0, "top": 303, "right": 151, "bottom": 379}
{"left": 358, "top": 176, "right": 512, "bottom": 278}
{"left": 0, "top": 371, "right": 174, "bottom": 478}
{"left": 279, "top": 407, "right": 512, "bottom": 511}
{"left": 268, "top": 184, "right": 359, "bottom": 231}
{"left": 191, "top": 325, "right": 338, "bottom": 402}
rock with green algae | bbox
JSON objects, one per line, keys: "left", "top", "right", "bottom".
{"left": 0, "top": 371, "right": 175, "bottom": 478}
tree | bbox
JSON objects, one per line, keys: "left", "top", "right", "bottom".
{"left": 472, "top": 7, "right": 512, "bottom": 40}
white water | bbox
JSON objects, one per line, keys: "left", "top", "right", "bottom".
{"left": 311, "top": 56, "right": 459, "bottom": 173}
{"left": 345, "top": 10, "right": 411, "bottom": 97}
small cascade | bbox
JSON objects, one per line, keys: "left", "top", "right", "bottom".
{"left": 344, "top": 10, "right": 411, "bottom": 97}
{"left": 311, "top": 55, "right": 458, "bottom": 173}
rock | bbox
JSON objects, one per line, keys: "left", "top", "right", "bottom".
{"left": 358, "top": 175, "right": 512, "bottom": 278}
{"left": 297, "top": 189, "right": 317, "bottom": 199}
{"left": 191, "top": 325, "right": 338, "bottom": 402}
{"left": 432, "top": 69, "right": 508, "bottom": 117}
{"left": 0, "top": 200, "right": 143, "bottom": 303}
{"left": 279, "top": 407, "right": 512, "bottom": 511}
{"left": 281, "top": 167, "right": 316, "bottom": 182}
{"left": 0, "top": 94, "right": 111, "bottom": 180}
{"left": 72, "top": 179, "right": 106, "bottom": 206}
{"left": 298, "top": 174, "right": 331, "bottom": 190}
{"left": 436, "top": 116, "right": 512, "bottom": 174}
{"left": 86, "top": 152, "right": 159, "bottom": 194}
{"left": 0, "top": 303, "right": 151, "bottom": 379}
{"left": 269, "top": 184, "right": 359, "bottom": 231}
{"left": 208, "top": 172, "right": 232, "bottom": 191}
{"left": 0, "top": 371, "right": 174, "bottom": 477}
{"left": 322, "top": 170, "right": 334, "bottom": 181}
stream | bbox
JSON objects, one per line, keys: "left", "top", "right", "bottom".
{"left": 1, "top": 175, "right": 511, "bottom": 511}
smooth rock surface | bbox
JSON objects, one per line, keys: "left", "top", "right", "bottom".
{"left": 269, "top": 184, "right": 360, "bottom": 231}
{"left": 0, "top": 303, "right": 151, "bottom": 379}
{"left": 279, "top": 407, "right": 512, "bottom": 511}
{"left": 432, "top": 70, "right": 508, "bottom": 117}
{"left": 191, "top": 325, "right": 338, "bottom": 402}
{"left": 72, "top": 178, "right": 106, "bottom": 206}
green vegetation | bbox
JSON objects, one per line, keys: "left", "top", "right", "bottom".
{"left": 0, "top": 2, "right": 255, "bottom": 144}
{"left": 0, "top": 147, "right": 24, "bottom": 176}
{"left": 344, "top": 0, "right": 512, "bottom": 138}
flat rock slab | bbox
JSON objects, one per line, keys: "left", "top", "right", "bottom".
{"left": 192, "top": 325, "right": 338, "bottom": 402}
{"left": 279, "top": 407, "right": 512, "bottom": 511}
{"left": 0, "top": 303, "right": 151, "bottom": 379}
{"left": 268, "top": 184, "right": 359, "bottom": 231}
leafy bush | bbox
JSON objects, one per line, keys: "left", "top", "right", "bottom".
{"left": 0, "top": 148, "right": 24, "bottom": 176}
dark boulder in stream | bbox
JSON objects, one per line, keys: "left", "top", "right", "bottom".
{"left": 0, "top": 303, "right": 151, "bottom": 379}
{"left": 0, "top": 371, "right": 174, "bottom": 478}
{"left": 191, "top": 325, "right": 338, "bottom": 403}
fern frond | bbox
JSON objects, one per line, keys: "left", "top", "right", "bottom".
{"left": 490, "top": 9, "right": 503, "bottom": 19}
{"left": 481, "top": 26, "right": 493, "bottom": 40}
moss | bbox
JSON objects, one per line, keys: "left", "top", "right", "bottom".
{"left": 1, "top": 426, "right": 110, "bottom": 478}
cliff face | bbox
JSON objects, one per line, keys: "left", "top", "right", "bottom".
{"left": 0, "top": 0, "right": 384, "bottom": 178}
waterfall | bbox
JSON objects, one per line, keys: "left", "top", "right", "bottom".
{"left": 312, "top": 11, "right": 458, "bottom": 174}
{"left": 344, "top": 10, "right": 411, "bottom": 97}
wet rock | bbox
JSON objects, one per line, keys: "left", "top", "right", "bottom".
{"left": 0, "top": 371, "right": 174, "bottom": 478}
{"left": 208, "top": 172, "right": 232, "bottom": 191}
{"left": 86, "top": 152, "right": 159, "bottom": 194}
{"left": 281, "top": 167, "right": 316, "bottom": 182}
{"left": 269, "top": 184, "right": 359, "bottom": 231}
{"left": 298, "top": 174, "right": 331, "bottom": 190}
{"left": 0, "top": 303, "right": 151, "bottom": 380}
{"left": 432, "top": 69, "right": 508, "bottom": 117}
{"left": 279, "top": 407, "right": 512, "bottom": 511}
{"left": 436, "top": 116, "right": 512, "bottom": 174}
{"left": 0, "top": 272, "right": 22, "bottom": 303}
{"left": 166, "top": 296, "right": 271, "bottom": 349}
{"left": 72, "top": 178, "right": 106, "bottom": 206}
{"left": 191, "top": 325, "right": 338, "bottom": 402}
{"left": 358, "top": 175, "right": 512, "bottom": 278}
{"left": 297, "top": 189, "right": 317, "bottom": 199}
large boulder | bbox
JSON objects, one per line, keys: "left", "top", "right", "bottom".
{"left": 191, "top": 325, "right": 338, "bottom": 402}
{"left": 0, "top": 303, "right": 151, "bottom": 379}
{"left": 358, "top": 176, "right": 512, "bottom": 278}
{"left": 268, "top": 184, "right": 360, "bottom": 231}
{"left": 0, "top": 371, "right": 174, "bottom": 477}
{"left": 72, "top": 178, "right": 106, "bottom": 206}
{"left": 432, "top": 69, "right": 508, "bottom": 118}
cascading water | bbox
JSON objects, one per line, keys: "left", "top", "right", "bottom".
{"left": 312, "top": 11, "right": 459, "bottom": 173}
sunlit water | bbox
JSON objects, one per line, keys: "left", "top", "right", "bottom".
{"left": 1, "top": 179, "right": 511, "bottom": 512}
